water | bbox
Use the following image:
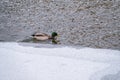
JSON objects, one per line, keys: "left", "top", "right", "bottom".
{"left": 0, "top": 0, "right": 120, "bottom": 50}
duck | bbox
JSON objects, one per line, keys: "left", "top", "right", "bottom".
{"left": 32, "top": 32, "right": 59, "bottom": 44}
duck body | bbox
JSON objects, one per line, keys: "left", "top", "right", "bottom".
{"left": 32, "top": 33, "right": 51, "bottom": 41}
{"left": 31, "top": 32, "right": 59, "bottom": 44}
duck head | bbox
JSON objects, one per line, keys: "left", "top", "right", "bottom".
{"left": 51, "top": 32, "right": 58, "bottom": 38}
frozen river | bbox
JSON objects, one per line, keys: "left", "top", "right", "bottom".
{"left": 0, "top": 42, "right": 120, "bottom": 80}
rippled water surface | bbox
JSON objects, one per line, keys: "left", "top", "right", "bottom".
{"left": 0, "top": 0, "right": 120, "bottom": 50}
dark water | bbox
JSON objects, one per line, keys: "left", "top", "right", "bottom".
{"left": 0, "top": 0, "right": 120, "bottom": 50}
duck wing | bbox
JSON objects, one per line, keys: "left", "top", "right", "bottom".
{"left": 32, "top": 33, "right": 48, "bottom": 36}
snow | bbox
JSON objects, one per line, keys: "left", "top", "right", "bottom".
{"left": 0, "top": 42, "right": 120, "bottom": 80}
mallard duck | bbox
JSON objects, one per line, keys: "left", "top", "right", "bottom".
{"left": 32, "top": 32, "right": 59, "bottom": 44}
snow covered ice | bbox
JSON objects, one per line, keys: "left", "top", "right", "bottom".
{"left": 0, "top": 42, "right": 120, "bottom": 80}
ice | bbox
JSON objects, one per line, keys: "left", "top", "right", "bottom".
{"left": 0, "top": 42, "right": 120, "bottom": 80}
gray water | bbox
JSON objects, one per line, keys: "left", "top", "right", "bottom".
{"left": 0, "top": 0, "right": 120, "bottom": 50}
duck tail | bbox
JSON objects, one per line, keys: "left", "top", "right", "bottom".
{"left": 31, "top": 34, "right": 35, "bottom": 36}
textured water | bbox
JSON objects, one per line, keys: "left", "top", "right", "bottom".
{"left": 0, "top": 0, "right": 120, "bottom": 50}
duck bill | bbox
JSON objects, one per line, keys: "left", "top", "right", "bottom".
{"left": 57, "top": 34, "right": 59, "bottom": 37}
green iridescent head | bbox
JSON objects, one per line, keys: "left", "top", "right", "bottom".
{"left": 51, "top": 32, "right": 58, "bottom": 38}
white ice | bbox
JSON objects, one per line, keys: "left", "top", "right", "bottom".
{"left": 0, "top": 42, "right": 120, "bottom": 80}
